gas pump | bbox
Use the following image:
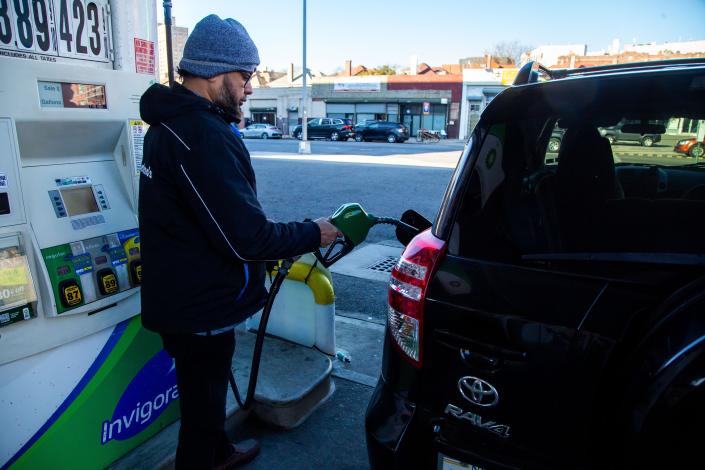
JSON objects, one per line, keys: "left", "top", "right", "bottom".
{"left": 0, "top": 1, "right": 177, "bottom": 469}
{"left": 0, "top": 1, "right": 420, "bottom": 467}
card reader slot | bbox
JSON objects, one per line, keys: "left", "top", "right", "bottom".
{"left": 0, "top": 192, "right": 9, "bottom": 215}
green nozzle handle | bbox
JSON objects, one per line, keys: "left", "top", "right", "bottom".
{"left": 314, "top": 203, "right": 419, "bottom": 268}
{"left": 330, "top": 203, "right": 376, "bottom": 247}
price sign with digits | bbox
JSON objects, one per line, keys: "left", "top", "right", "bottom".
{"left": 0, "top": 0, "right": 111, "bottom": 62}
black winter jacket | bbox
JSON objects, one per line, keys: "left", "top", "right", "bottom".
{"left": 138, "top": 83, "right": 320, "bottom": 334}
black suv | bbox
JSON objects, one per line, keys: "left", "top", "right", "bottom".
{"left": 291, "top": 118, "right": 353, "bottom": 141}
{"left": 548, "top": 120, "right": 664, "bottom": 153}
{"left": 601, "top": 120, "right": 664, "bottom": 147}
{"left": 366, "top": 59, "right": 705, "bottom": 469}
{"left": 354, "top": 121, "right": 410, "bottom": 143}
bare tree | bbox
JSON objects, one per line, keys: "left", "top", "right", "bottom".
{"left": 487, "top": 40, "right": 533, "bottom": 65}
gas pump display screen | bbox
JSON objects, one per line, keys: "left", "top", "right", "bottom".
{"left": 38, "top": 82, "right": 107, "bottom": 109}
{"left": 60, "top": 187, "right": 99, "bottom": 216}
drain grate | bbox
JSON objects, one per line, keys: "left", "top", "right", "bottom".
{"left": 367, "top": 256, "right": 398, "bottom": 273}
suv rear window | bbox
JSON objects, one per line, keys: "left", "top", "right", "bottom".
{"left": 449, "top": 73, "right": 705, "bottom": 265}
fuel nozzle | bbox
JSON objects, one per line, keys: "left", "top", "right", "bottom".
{"left": 313, "top": 203, "right": 419, "bottom": 268}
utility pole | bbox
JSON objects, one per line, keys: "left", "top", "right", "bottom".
{"left": 163, "top": 1, "right": 175, "bottom": 87}
{"left": 299, "top": 0, "right": 311, "bottom": 153}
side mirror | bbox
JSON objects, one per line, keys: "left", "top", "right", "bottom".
{"left": 396, "top": 209, "right": 432, "bottom": 246}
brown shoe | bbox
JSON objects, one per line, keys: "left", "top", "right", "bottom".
{"left": 213, "top": 439, "right": 260, "bottom": 469}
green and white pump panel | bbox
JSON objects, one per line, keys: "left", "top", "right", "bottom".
{"left": 0, "top": 1, "right": 178, "bottom": 468}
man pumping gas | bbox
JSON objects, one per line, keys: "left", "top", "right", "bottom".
{"left": 137, "top": 15, "right": 340, "bottom": 469}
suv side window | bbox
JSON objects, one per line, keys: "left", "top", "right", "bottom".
{"left": 322, "top": 119, "right": 332, "bottom": 126}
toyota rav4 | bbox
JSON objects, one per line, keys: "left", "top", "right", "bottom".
{"left": 366, "top": 58, "right": 705, "bottom": 470}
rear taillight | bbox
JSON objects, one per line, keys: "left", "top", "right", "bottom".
{"left": 387, "top": 228, "right": 446, "bottom": 368}
{"left": 342, "top": 125, "right": 352, "bottom": 130}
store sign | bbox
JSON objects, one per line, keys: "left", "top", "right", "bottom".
{"left": 422, "top": 102, "right": 431, "bottom": 115}
{"left": 0, "top": 0, "right": 112, "bottom": 63}
{"left": 501, "top": 69, "right": 519, "bottom": 85}
{"left": 334, "top": 81, "right": 381, "bottom": 92}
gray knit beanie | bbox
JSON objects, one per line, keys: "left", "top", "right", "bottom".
{"left": 178, "top": 15, "right": 260, "bottom": 78}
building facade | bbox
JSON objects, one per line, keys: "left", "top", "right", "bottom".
{"left": 458, "top": 68, "right": 517, "bottom": 140}
{"left": 241, "top": 65, "right": 318, "bottom": 135}
{"left": 522, "top": 44, "right": 588, "bottom": 67}
{"left": 157, "top": 18, "right": 188, "bottom": 85}
{"left": 554, "top": 50, "right": 705, "bottom": 68}
{"left": 311, "top": 74, "right": 463, "bottom": 138}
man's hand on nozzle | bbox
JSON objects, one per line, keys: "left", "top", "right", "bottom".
{"left": 315, "top": 218, "right": 343, "bottom": 247}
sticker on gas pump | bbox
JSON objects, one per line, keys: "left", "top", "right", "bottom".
{"left": 0, "top": 303, "right": 34, "bottom": 327}
{"left": 0, "top": 247, "right": 37, "bottom": 311}
{"left": 133, "top": 39, "right": 155, "bottom": 75}
{"left": 130, "top": 120, "right": 149, "bottom": 176}
{"left": 72, "top": 253, "right": 94, "bottom": 275}
{"left": 108, "top": 247, "right": 128, "bottom": 266}
{"left": 0, "top": 173, "right": 7, "bottom": 188}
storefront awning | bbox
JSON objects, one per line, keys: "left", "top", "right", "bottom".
{"left": 482, "top": 87, "right": 506, "bottom": 96}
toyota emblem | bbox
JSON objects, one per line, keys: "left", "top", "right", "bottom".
{"left": 458, "top": 376, "right": 499, "bottom": 407}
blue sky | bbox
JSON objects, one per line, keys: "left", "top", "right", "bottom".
{"left": 158, "top": 0, "right": 705, "bottom": 73}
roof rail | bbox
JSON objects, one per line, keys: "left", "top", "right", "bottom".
{"left": 513, "top": 61, "right": 554, "bottom": 85}
{"left": 513, "top": 57, "right": 705, "bottom": 85}
{"left": 549, "top": 57, "right": 705, "bottom": 78}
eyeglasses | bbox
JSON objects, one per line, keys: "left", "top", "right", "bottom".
{"left": 239, "top": 69, "right": 255, "bottom": 88}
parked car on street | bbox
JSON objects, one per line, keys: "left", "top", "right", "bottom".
{"left": 366, "top": 58, "right": 705, "bottom": 470}
{"left": 291, "top": 118, "right": 353, "bottom": 141}
{"left": 549, "top": 120, "right": 664, "bottom": 152}
{"left": 600, "top": 120, "right": 663, "bottom": 146}
{"left": 548, "top": 126, "right": 566, "bottom": 152}
{"left": 354, "top": 121, "right": 410, "bottom": 143}
{"left": 242, "top": 123, "right": 282, "bottom": 139}
{"left": 674, "top": 137, "right": 705, "bottom": 158}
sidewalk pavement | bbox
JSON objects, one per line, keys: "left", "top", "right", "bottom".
{"left": 250, "top": 151, "right": 461, "bottom": 169}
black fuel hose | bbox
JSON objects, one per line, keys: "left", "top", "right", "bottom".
{"left": 228, "top": 258, "right": 295, "bottom": 410}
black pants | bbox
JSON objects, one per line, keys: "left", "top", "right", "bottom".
{"left": 161, "top": 330, "right": 235, "bottom": 470}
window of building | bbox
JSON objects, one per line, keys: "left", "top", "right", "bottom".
{"left": 356, "top": 114, "right": 375, "bottom": 125}
{"left": 470, "top": 104, "right": 481, "bottom": 112}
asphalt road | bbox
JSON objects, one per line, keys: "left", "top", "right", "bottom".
{"left": 250, "top": 157, "right": 453, "bottom": 246}
{"left": 244, "top": 137, "right": 465, "bottom": 156}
